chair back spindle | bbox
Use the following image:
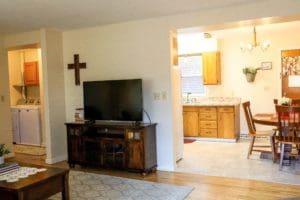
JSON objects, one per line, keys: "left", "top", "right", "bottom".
{"left": 242, "top": 101, "right": 256, "bottom": 135}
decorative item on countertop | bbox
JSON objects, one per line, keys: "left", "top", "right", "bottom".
{"left": 75, "top": 108, "right": 84, "bottom": 122}
{"left": 0, "top": 144, "right": 10, "bottom": 165}
{"left": 278, "top": 97, "right": 292, "bottom": 106}
{"left": 242, "top": 66, "right": 258, "bottom": 82}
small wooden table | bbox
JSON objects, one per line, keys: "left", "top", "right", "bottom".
{"left": 0, "top": 166, "right": 69, "bottom": 200}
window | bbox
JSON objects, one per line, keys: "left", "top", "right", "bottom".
{"left": 179, "top": 55, "right": 206, "bottom": 95}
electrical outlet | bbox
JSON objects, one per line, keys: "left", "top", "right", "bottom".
{"left": 153, "top": 92, "right": 161, "bottom": 100}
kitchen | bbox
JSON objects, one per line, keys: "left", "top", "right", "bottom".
{"left": 8, "top": 46, "right": 45, "bottom": 155}
{"left": 174, "top": 20, "right": 300, "bottom": 185}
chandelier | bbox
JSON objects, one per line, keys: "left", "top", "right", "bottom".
{"left": 240, "top": 27, "right": 270, "bottom": 52}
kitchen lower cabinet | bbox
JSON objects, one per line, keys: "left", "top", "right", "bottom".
{"left": 218, "top": 111, "right": 235, "bottom": 139}
{"left": 183, "top": 105, "right": 240, "bottom": 140}
{"left": 183, "top": 106, "right": 199, "bottom": 137}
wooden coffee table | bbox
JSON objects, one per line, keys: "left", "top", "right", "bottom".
{"left": 0, "top": 165, "right": 69, "bottom": 200}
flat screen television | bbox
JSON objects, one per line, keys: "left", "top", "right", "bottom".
{"left": 83, "top": 79, "right": 143, "bottom": 122}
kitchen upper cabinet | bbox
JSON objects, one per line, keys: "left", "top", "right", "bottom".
{"left": 202, "top": 51, "right": 221, "bottom": 85}
{"left": 183, "top": 107, "right": 199, "bottom": 137}
{"left": 24, "top": 61, "right": 39, "bottom": 86}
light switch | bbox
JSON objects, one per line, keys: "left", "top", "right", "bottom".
{"left": 161, "top": 91, "right": 167, "bottom": 100}
{"left": 153, "top": 92, "right": 160, "bottom": 100}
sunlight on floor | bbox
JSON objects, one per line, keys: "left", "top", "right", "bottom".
{"left": 176, "top": 138, "right": 300, "bottom": 185}
{"left": 13, "top": 144, "right": 46, "bottom": 156}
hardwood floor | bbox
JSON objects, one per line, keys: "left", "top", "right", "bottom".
{"left": 8, "top": 153, "right": 300, "bottom": 200}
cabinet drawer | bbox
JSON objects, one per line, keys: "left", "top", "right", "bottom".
{"left": 199, "top": 107, "right": 216, "bottom": 113}
{"left": 218, "top": 107, "right": 234, "bottom": 113}
{"left": 199, "top": 129, "right": 217, "bottom": 137}
{"left": 183, "top": 106, "right": 198, "bottom": 112}
{"left": 199, "top": 112, "right": 217, "bottom": 120}
{"left": 199, "top": 121, "right": 217, "bottom": 129}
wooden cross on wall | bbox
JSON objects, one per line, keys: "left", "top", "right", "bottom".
{"left": 68, "top": 54, "right": 86, "bottom": 85}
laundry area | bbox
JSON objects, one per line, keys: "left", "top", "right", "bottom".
{"left": 8, "top": 47, "right": 45, "bottom": 155}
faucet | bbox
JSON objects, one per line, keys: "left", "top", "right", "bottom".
{"left": 186, "top": 92, "right": 192, "bottom": 103}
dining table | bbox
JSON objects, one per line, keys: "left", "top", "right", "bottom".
{"left": 253, "top": 113, "right": 278, "bottom": 126}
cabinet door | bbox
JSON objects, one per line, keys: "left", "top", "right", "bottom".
{"left": 67, "top": 126, "right": 84, "bottom": 162}
{"left": 202, "top": 52, "right": 220, "bottom": 85}
{"left": 126, "top": 130, "right": 144, "bottom": 170}
{"left": 24, "top": 61, "right": 39, "bottom": 85}
{"left": 68, "top": 135, "right": 84, "bottom": 162}
{"left": 102, "top": 139, "right": 126, "bottom": 168}
{"left": 183, "top": 111, "right": 199, "bottom": 137}
{"left": 218, "top": 112, "right": 235, "bottom": 139}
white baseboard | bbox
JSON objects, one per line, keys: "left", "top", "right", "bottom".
{"left": 185, "top": 137, "right": 237, "bottom": 143}
{"left": 46, "top": 154, "right": 67, "bottom": 164}
{"left": 157, "top": 165, "right": 175, "bottom": 171}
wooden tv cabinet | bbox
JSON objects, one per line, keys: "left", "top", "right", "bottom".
{"left": 65, "top": 121, "right": 157, "bottom": 174}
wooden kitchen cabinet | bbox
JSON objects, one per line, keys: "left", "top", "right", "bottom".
{"left": 24, "top": 61, "right": 39, "bottom": 85}
{"left": 198, "top": 106, "right": 217, "bottom": 138}
{"left": 202, "top": 52, "right": 221, "bottom": 85}
{"left": 218, "top": 107, "right": 235, "bottom": 139}
{"left": 183, "top": 105, "right": 240, "bottom": 140}
{"left": 183, "top": 106, "right": 199, "bottom": 137}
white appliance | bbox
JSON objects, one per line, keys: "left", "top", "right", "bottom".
{"left": 11, "top": 105, "right": 42, "bottom": 146}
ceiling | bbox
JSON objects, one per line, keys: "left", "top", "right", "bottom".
{"left": 0, "top": 0, "right": 261, "bottom": 34}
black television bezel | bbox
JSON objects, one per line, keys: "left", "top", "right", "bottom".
{"left": 83, "top": 78, "right": 143, "bottom": 122}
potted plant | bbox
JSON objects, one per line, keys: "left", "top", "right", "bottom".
{"left": 242, "top": 67, "right": 258, "bottom": 82}
{"left": 0, "top": 144, "right": 10, "bottom": 165}
{"left": 278, "top": 97, "right": 292, "bottom": 106}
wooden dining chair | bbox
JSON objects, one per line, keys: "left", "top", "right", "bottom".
{"left": 242, "top": 101, "right": 276, "bottom": 162}
{"left": 275, "top": 105, "right": 300, "bottom": 170}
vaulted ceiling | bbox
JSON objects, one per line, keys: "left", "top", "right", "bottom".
{"left": 0, "top": 0, "right": 262, "bottom": 34}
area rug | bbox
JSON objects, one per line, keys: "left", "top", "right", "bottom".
{"left": 49, "top": 170, "right": 193, "bottom": 200}
{"left": 184, "top": 139, "right": 196, "bottom": 144}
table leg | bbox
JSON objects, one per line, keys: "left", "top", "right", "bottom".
{"left": 62, "top": 172, "right": 70, "bottom": 200}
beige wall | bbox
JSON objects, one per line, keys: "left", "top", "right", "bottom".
{"left": 0, "top": 35, "right": 13, "bottom": 156}
{"left": 63, "top": 0, "right": 300, "bottom": 170}
{"left": 8, "top": 51, "right": 23, "bottom": 105}
{"left": 206, "top": 21, "right": 300, "bottom": 134}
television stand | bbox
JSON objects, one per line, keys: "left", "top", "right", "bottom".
{"left": 65, "top": 121, "right": 157, "bottom": 174}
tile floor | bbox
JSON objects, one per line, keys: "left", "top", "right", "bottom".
{"left": 176, "top": 138, "right": 300, "bottom": 185}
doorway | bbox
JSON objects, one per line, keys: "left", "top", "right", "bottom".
{"left": 171, "top": 20, "right": 300, "bottom": 185}
{"left": 7, "top": 45, "right": 46, "bottom": 157}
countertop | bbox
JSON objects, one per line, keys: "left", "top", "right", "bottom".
{"left": 183, "top": 97, "right": 240, "bottom": 106}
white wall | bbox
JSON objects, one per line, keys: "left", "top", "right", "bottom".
{"left": 63, "top": 0, "right": 300, "bottom": 170}
{"left": 63, "top": 19, "right": 175, "bottom": 170}
{"left": 41, "top": 30, "right": 67, "bottom": 163}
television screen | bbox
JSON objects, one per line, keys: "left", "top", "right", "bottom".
{"left": 83, "top": 79, "right": 143, "bottom": 122}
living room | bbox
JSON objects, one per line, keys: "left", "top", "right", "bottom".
{"left": 0, "top": 0, "right": 300, "bottom": 199}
